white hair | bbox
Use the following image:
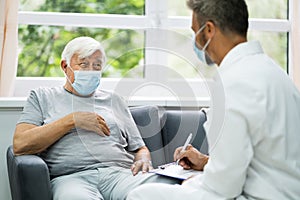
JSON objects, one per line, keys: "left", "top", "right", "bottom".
{"left": 61, "top": 36, "right": 106, "bottom": 66}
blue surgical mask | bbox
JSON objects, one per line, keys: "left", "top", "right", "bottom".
{"left": 193, "top": 24, "right": 214, "bottom": 66}
{"left": 68, "top": 67, "right": 101, "bottom": 96}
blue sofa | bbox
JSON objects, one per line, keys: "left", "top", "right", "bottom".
{"left": 7, "top": 105, "right": 208, "bottom": 200}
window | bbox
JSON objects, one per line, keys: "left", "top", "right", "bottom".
{"left": 247, "top": 0, "right": 289, "bottom": 72}
{"left": 18, "top": 0, "right": 145, "bottom": 78}
{"left": 16, "top": 0, "right": 297, "bottom": 105}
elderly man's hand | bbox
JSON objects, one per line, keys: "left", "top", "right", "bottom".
{"left": 131, "top": 159, "right": 153, "bottom": 176}
{"left": 72, "top": 112, "right": 110, "bottom": 136}
{"left": 131, "top": 146, "right": 153, "bottom": 176}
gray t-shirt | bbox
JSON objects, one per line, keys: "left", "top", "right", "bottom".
{"left": 18, "top": 86, "right": 145, "bottom": 177}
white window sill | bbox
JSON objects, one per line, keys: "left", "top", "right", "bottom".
{"left": 0, "top": 96, "right": 210, "bottom": 109}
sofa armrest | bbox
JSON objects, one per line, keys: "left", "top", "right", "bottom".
{"left": 130, "top": 105, "right": 166, "bottom": 168}
{"left": 6, "top": 146, "right": 52, "bottom": 200}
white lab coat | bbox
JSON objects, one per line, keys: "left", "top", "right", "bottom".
{"left": 127, "top": 41, "right": 300, "bottom": 200}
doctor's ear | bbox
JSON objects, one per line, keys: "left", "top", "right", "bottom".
{"left": 205, "top": 21, "right": 216, "bottom": 35}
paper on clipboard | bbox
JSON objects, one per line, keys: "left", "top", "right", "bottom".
{"left": 150, "top": 162, "right": 203, "bottom": 180}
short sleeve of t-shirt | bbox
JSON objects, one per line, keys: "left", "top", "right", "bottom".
{"left": 18, "top": 89, "right": 44, "bottom": 126}
{"left": 110, "top": 92, "right": 145, "bottom": 152}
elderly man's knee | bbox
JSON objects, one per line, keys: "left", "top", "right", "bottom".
{"left": 52, "top": 179, "right": 103, "bottom": 200}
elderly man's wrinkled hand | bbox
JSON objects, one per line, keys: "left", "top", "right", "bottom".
{"left": 131, "top": 159, "right": 153, "bottom": 176}
{"left": 72, "top": 112, "right": 110, "bottom": 136}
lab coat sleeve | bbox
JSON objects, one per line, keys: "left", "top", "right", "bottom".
{"left": 184, "top": 105, "right": 255, "bottom": 199}
{"left": 189, "top": 75, "right": 268, "bottom": 198}
{"left": 208, "top": 108, "right": 253, "bottom": 197}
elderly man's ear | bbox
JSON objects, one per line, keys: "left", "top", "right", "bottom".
{"left": 61, "top": 60, "right": 68, "bottom": 73}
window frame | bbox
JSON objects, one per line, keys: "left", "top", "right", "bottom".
{"left": 15, "top": 0, "right": 300, "bottom": 106}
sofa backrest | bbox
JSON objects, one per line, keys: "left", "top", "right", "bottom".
{"left": 161, "top": 109, "right": 208, "bottom": 164}
{"left": 130, "top": 106, "right": 208, "bottom": 168}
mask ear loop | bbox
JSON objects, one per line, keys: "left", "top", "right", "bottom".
{"left": 202, "top": 22, "right": 216, "bottom": 65}
{"left": 202, "top": 20, "right": 216, "bottom": 52}
{"left": 202, "top": 38, "right": 211, "bottom": 51}
{"left": 194, "top": 24, "right": 207, "bottom": 50}
{"left": 65, "top": 65, "right": 75, "bottom": 84}
{"left": 63, "top": 65, "right": 77, "bottom": 95}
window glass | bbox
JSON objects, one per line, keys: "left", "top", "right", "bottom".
{"left": 248, "top": 31, "right": 288, "bottom": 71}
{"left": 246, "top": 0, "right": 288, "bottom": 19}
{"left": 167, "top": 53, "right": 201, "bottom": 79}
{"left": 18, "top": 0, "right": 289, "bottom": 78}
{"left": 166, "top": 30, "right": 199, "bottom": 79}
{"left": 19, "top": 0, "right": 145, "bottom": 15}
{"left": 167, "top": 30, "right": 288, "bottom": 77}
{"left": 168, "top": 0, "right": 288, "bottom": 19}
{"left": 18, "top": 25, "right": 144, "bottom": 78}
{"left": 168, "top": 0, "right": 191, "bottom": 16}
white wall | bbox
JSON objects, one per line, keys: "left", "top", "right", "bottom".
{"left": 0, "top": 107, "right": 22, "bottom": 200}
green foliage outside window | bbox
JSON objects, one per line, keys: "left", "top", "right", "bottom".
{"left": 18, "top": 0, "right": 145, "bottom": 77}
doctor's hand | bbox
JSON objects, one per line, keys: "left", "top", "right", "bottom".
{"left": 71, "top": 112, "right": 110, "bottom": 137}
{"left": 173, "top": 144, "right": 209, "bottom": 171}
{"left": 131, "top": 146, "right": 153, "bottom": 176}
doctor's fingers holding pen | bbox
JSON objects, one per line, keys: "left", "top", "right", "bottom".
{"left": 174, "top": 144, "right": 209, "bottom": 171}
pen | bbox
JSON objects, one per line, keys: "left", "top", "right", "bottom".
{"left": 176, "top": 133, "right": 193, "bottom": 165}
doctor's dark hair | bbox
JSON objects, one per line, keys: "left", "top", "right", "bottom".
{"left": 186, "top": 0, "right": 249, "bottom": 37}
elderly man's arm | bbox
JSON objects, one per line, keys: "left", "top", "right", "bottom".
{"left": 13, "top": 112, "right": 110, "bottom": 155}
{"left": 131, "top": 146, "right": 153, "bottom": 176}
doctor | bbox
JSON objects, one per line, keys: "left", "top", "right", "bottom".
{"left": 127, "top": 0, "right": 300, "bottom": 199}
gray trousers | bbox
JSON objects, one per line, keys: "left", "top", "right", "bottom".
{"left": 51, "top": 166, "right": 180, "bottom": 200}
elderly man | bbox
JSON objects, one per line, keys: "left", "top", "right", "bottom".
{"left": 127, "top": 0, "right": 300, "bottom": 199}
{"left": 13, "top": 36, "right": 179, "bottom": 200}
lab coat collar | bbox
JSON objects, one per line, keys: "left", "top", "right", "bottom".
{"left": 218, "top": 40, "right": 264, "bottom": 73}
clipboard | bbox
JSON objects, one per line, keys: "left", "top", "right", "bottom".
{"left": 150, "top": 162, "right": 203, "bottom": 180}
